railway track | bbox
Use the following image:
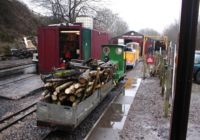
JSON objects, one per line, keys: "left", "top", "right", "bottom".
{"left": 0, "top": 74, "right": 35, "bottom": 87}
{"left": 0, "top": 101, "right": 37, "bottom": 132}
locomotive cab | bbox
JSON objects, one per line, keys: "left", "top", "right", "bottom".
{"left": 101, "top": 45, "right": 125, "bottom": 81}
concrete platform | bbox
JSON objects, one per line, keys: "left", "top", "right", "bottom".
{"left": 0, "top": 63, "right": 36, "bottom": 78}
{"left": 0, "top": 75, "right": 43, "bottom": 100}
{"left": 85, "top": 78, "right": 141, "bottom": 140}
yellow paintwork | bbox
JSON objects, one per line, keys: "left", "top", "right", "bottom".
{"left": 125, "top": 51, "right": 136, "bottom": 64}
{"left": 125, "top": 42, "right": 140, "bottom": 66}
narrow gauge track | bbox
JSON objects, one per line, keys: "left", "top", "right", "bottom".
{"left": 0, "top": 101, "right": 37, "bottom": 132}
{"left": 0, "top": 74, "right": 35, "bottom": 87}
{"left": 0, "top": 61, "right": 34, "bottom": 71}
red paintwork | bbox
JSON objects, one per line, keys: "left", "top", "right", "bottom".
{"left": 38, "top": 24, "right": 109, "bottom": 73}
{"left": 91, "top": 30, "right": 110, "bottom": 59}
{"left": 38, "top": 25, "right": 82, "bottom": 73}
{"left": 110, "top": 34, "right": 154, "bottom": 56}
{"left": 38, "top": 26, "right": 60, "bottom": 73}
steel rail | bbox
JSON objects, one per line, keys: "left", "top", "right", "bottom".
{"left": 0, "top": 101, "right": 37, "bottom": 124}
{"left": 0, "top": 107, "right": 36, "bottom": 132}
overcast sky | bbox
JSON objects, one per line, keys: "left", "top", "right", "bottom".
{"left": 22, "top": 0, "right": 182, "bottom": 33}
{"left": 107, "top": 0, "right": 182, "bottom": 33}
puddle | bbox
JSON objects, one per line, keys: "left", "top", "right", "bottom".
{"left": 120, "top": 78, "right": 141, "bottom": 98}
{"left": 124, "top": 77, "right": 141, "bottom": 89}
{"left": 86, "top": 78, "right": 142, "bottom": 140}
{"left": 97, "top": 103, "right": 130, "bottom": 129}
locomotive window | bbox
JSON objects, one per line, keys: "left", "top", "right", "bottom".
{"left": 103, "top": 47, "right": 110, "bottom": 55}
{"left": 125, "top": 47, "right": 132, "bottom": 51}
{"left": 116, "top": 48, "right": 123, "bottom": 55}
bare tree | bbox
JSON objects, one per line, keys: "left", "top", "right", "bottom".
{"left": 163, "top": 21, "right": 180, "bottom": 44}
{"left": 94, "top": 8, "right": 129, "bottom": 37}
{"left": 139, "top": 28, "right": 160, "bottom": 36}
{"left": 32, "top": 0, "right": 102, "bottom": 23}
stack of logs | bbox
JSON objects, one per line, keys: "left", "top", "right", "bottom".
{"left": 41, "top": 59, "right": 115, "bottom": 107}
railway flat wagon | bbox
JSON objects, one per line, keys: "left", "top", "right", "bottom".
{"left": 36, "top": 44, "right": 125, "bottom": 130}
{"left": 37, "top": 80, "right": 114, "bottom": 130}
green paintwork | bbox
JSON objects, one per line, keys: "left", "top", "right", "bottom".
{"left": 101, "top": 44, "right": 125, "bottom": 82}
{"left": 82, "top": 29, "right": 91, "bottom": 60}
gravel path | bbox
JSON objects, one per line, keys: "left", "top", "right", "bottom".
{"left": 119, "top": 64, "right": 200, "bottom": 140}
{"left": 119, "top": 77, "right": 170, "bottom": 140}
{"left": 187, "top": 83, "right": 200, "bottom": 140}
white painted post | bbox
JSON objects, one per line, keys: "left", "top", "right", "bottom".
{"left": 172, "top": 44, "right": 177, "bottom": 100}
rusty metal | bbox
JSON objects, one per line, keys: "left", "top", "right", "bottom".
{"left": 169, "top": 0, "right": 199, "bottom": 139}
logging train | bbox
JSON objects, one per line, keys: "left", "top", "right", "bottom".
{"left": 36, "top": 23, "right": 167, "bottom": 130}
{"left": 36, "top": 44, "right": 126, "bottom": 130}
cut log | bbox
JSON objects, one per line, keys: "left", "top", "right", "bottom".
{"left": 55, "top": 81, "right": 73, "bottom": 93}
{"left": 69, "top": 95, "right": 76, "bottom": 102}
{"left": 95, "top": 84, "right": 101, "bottom": 89}
{"left": 88, "top": 81, "right": 94, "bottom": 86}
{"left": 82, "top": 58, "right": 93, "bottom": 65}
{"left": 51, "top": 94, "right": 57, "bottom": 101}
{"left": 54, "top": 69, "right": 82, "bottom": 78}
{"left": 53, "top": 91, "right": 58, "bottom": 96}
{"left": 72, "top": 99, "right": 81, "bottom": 107}
{"left": 74, "top": 83, "right": 85, "bottom": 89}
{"left": 65, "top": 84, "right": 75, "bottom": 94}
{"left": 58, "top": 94, "right": 67, "bottom": 102}
{"left": 92, "top": 67, "right": 100, "bottom": 93}
{"left": 76, "top": 92, "right": 83, "bottom": 98}
{"left": 70, "top": 64, "right": 91, "bottom": 69}
{"left": 41, "top": 90, "right": 49, "bottom": 97}
{"left": 44, "top": 82, "right": 53, "bottom": 87}
{"left": 79, "top": 69, "right": 90, "bottom": 84}
{"left": 75, "top": 88, "right": 84, "bottom": 94}
{"left": 45, "top": 78, "right": 68, "bottom": 83}
{"left": 86, "top": 85, "right": 93, "bottom": 94}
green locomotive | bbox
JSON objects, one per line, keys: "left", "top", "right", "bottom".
{"left": 101, "top": 44, "right": 126, "bottom": 82}
{"left": 36, "top": 44, "right": 126, "bottom": 130}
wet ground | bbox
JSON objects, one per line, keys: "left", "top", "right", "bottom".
{"left": 86, "top": 78, "right": 141, "bottom": 140}
{"left": 0, "top": 74, "right": 43, "bottom": 99}
{"left": 0, "top": 61, "right": 199, "bottom": 140}
{"left": 187, "top": 83, "right": 200, "bottom": 140}
{"left": 119, "top": 63, "right": 200, "bottom": 140}
{"left": 0, "top": 58, "right": 33, "bottom": 70}
{"left": 84, "top": 62, "right": 143, "bottom": 140}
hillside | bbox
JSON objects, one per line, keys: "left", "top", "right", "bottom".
{"left": 0, "top": 0, "right": 41, "bottom": 42}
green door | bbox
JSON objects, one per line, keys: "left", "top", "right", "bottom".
{"left": 82, "top": 29, "right": 91, "bottom": 60}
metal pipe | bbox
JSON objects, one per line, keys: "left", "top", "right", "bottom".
{"left": 169, "top": 0, "right": 199, "bottom": 140}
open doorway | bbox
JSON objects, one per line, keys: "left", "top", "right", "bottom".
{"left": 59, "top": 30, "right": 80, "bottom": 62}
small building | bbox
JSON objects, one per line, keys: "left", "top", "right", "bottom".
{"left": 110, "top": 31, "right": 155, "bottom": 56}
{"left": 38, "top": 23, "right": 110, "bottom": 73}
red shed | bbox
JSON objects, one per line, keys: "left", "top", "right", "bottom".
{"left": 38, "top": 24, "right": 109, "bottom": 73}
{"left": 91, "top": 30, "right": 110, "bottom": 59}
{"left": 110, "top": 31, "right": 155, "bottom": 56}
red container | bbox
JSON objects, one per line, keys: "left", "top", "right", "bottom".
{"left": 38, "top": 24, "right": 109, "bottom": 73}
{"left": 38, "top": 25, "right": 82, "bottom": 73}
{"left": 38, "top": 26, "right": 60, "bottom": 73}
{"left": 91, "top": 30, "right": 110, "bottom": 59}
